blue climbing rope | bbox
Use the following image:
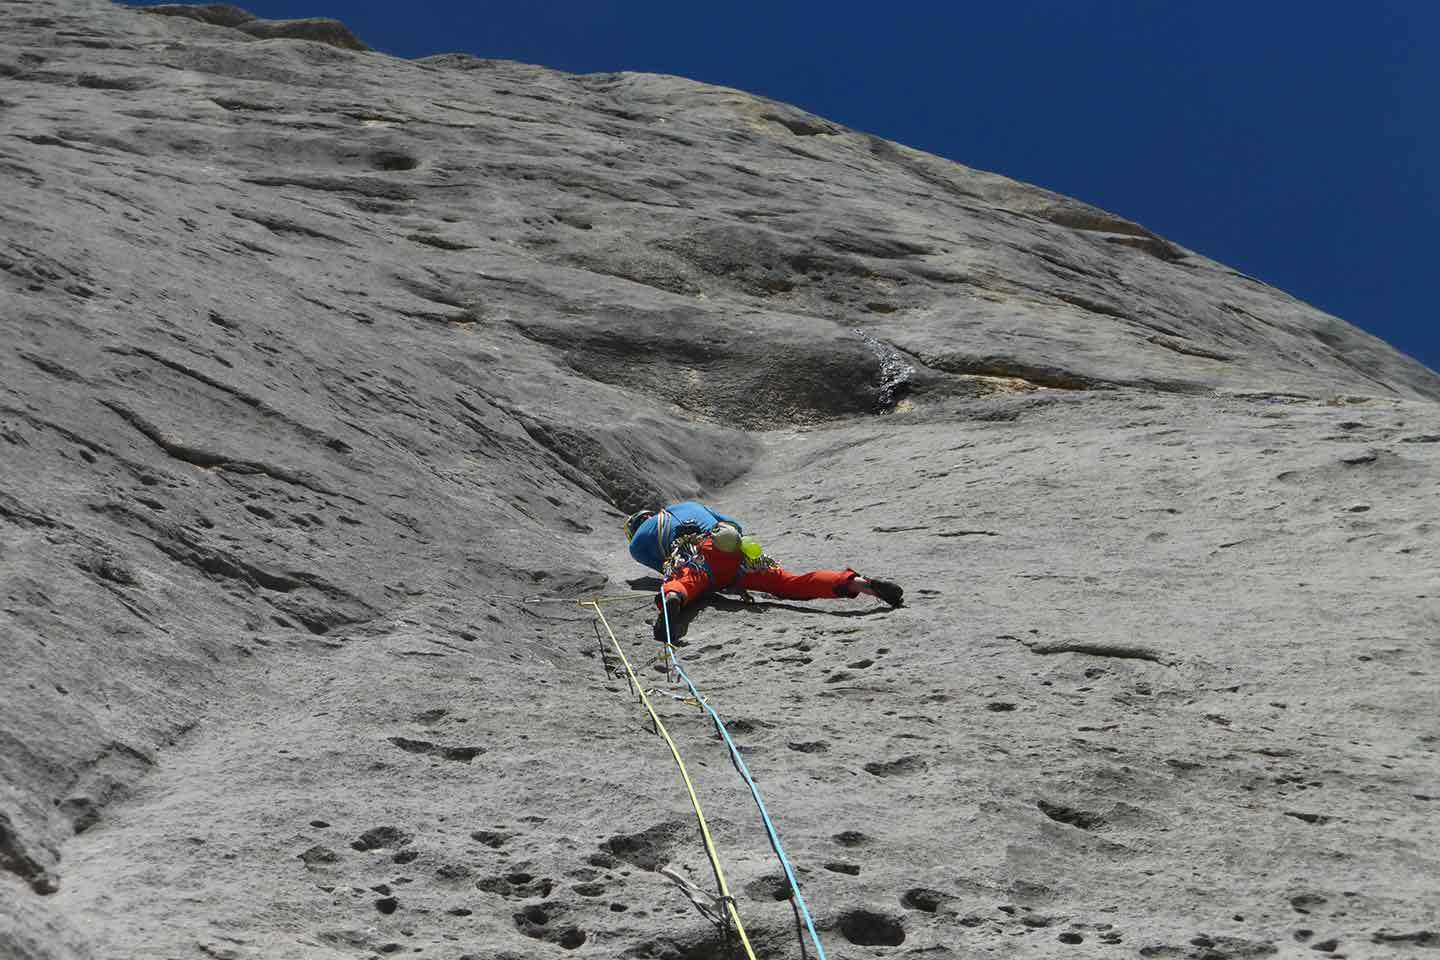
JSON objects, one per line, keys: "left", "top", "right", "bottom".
{"left": 658, "top": 589, "right": 829, "bottom": 960}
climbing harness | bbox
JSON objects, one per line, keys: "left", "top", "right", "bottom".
{"left": 582, "top": 601, "right": 759, "bottom": 960}
{"left": 663, "top": 531, "right": 779, "bottom": 596}
{"left": 662, "top": 531, "right": 711, "bottom": 580}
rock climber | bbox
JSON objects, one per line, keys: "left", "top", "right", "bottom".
{"left": 625, "top": 501, "right": 904, "bottom": 642}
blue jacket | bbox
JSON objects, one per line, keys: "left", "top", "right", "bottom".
{"left": 628, "top": 501, "right": 742, "bottom": 573}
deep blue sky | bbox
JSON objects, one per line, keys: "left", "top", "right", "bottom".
{"left": 129, "top": 2, "right": 1439, "bottom": 373}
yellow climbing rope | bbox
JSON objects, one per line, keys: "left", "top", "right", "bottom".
{"left": 581, "top": 600, "right": 758, "bottom": 960}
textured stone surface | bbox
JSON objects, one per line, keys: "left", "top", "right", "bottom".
{"left": 137, "top": 4, "right": 370, "bottom": 50}
{"left": 2, "top": 2, "right": 1438, "bottom": 958}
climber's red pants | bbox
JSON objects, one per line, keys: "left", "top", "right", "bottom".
{"left": 660, "top": 536, "right": 859, "bottom": 606}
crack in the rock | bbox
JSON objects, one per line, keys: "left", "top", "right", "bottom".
{"left": 0, "top": 811, "right": 57, "bottom": 895}
{"left": 1148, "top": 334, "right": 1235, "bottom": 362}
{"left": 113, "top": 347, "right": 352, "bottom": 454}
{"left": 95, "top": 502, "right": 374, "bottom": 632}
{"left": 17, "top": 351, "right": 89, "bottom": 382}
{"left": 926, "top": 352, "right": 1211, "bottom": 396}
{"left": 0, "top": 490, "right": 60, "bottom": 528}
{"left": 100, "top": 400, "right": 360, "bottom": 503}
{"left": 241, "top": 174, "right": 416, "bottom": 201}
{"left": 387, "top": 737, "right": 485, "bottom": 762}
{"left": 925, "top": 353, "right": 1100, "bottom": 391}
{"left": 226, "top": 209, "right": 351, "bottom": 245}
{"left": 0, "top": 403, "right": 158, "bottom": 479}
{"left": 1018, "top": 638, "right": 1173, "bottom": 665}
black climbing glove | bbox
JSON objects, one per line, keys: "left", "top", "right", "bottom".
{"left": 654, "top": 592, "right": 682, "bottom": 643}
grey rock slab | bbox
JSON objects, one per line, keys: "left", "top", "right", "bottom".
{"left": 1, "top": 1, "right": 1438, "bottom": 958}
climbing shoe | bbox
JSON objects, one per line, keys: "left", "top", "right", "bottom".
{"left": 868, "top": 578, "right": 905, "bottom": 608}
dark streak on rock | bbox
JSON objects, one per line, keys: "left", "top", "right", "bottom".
{"left": 387, "top": 737, "right": 485, "bottom": 763}
{"left": 1148, "top": 334, "right": 1235, "bottom": 362}
{"left": 1018, "top": 638, "right": 1172, "bottom": 665}
{"left": 114, "top": 347, "right": 352, "bottom": 454}
{"left": 0, "top": 812, "right": 59, "bottom": 894}
{"left": 227, "top": 209, "right": 351, "bottom": 245}
{"left": 1037, "top": 800, "right": 1105, "bottom": 830}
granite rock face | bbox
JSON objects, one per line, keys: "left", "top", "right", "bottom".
{"left": 2, "top": 2, "right": 1438, "bottom": 958}
{"left": 138, "top": 4, "right": 370, "bottom": 50}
